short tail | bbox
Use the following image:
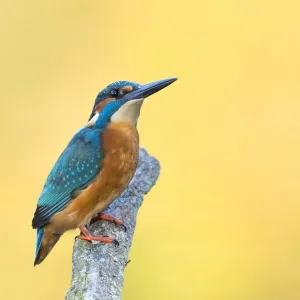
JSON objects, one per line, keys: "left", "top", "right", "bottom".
{"left": 34, "top": 227, "right": 61, "bottom": 266}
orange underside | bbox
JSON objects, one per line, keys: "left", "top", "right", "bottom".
{"left": 47, "top": 121, "right": 139, "bottom": 234}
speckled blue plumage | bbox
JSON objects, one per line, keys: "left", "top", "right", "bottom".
{"left": 32, "top": 97, "right": 131, "bottom": 229}
{"left": 32, "top": 127, "right": 104, "bottom": 228}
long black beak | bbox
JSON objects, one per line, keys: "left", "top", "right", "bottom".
{"left": 123, "top": 77, "right": 177, "bottom": 101}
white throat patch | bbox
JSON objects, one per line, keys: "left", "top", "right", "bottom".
{"left": 111, "top": 99, "right": 144, "bottom": 125}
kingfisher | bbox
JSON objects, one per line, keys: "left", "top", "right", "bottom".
{"left": 32, "top": 78, "right": 177, "bottom": 265}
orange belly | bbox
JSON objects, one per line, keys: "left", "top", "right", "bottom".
{"left": 48, "top": 121, "right": 139, "bottom": 233}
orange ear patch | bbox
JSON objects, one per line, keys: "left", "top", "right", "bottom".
{"left": 95, "top": 86, "right": 134, "bottom": 114}
{"left": 95, "top": 97, "right": 115, "bottom": 114}
{"left": 121, "top": 85, "right": 133, "bottom": 93}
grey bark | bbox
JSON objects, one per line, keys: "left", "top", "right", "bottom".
{"left": 65, "top": 148, "right": 160, "bottom": 300}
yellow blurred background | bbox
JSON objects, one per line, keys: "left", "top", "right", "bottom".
{"left": 1, "top": 0, "right": 300, "bottom": 299}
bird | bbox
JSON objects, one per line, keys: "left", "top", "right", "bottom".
{"left": 32, "top": 78, "right": 177, "bottom": 265}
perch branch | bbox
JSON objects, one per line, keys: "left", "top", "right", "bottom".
{"left": 65, "top": 148, "right": 160, "bottom": 300}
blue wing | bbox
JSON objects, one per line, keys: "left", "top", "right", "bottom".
{"left": 32, "top": 127, "right": 104, "bottom": 228}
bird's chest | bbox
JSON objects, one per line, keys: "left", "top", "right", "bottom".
{"left": 93, "top": 122, "right": 139, "bottom": 205}
{"left": 50, "top": 122, "right": 140, "bottom": 230}
{"left": 103, "top": 121, "right": 139, "bottom": 172}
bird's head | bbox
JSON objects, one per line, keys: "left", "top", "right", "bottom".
{"left": 89, "top": 81, "right": 141, "bottom": 121}
{"left": 89, "top": 78, "right": 177, "bottom": 128}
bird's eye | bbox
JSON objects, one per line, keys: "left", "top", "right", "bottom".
{"left": 110, "top": 89, "right": 119, "bottom": 98}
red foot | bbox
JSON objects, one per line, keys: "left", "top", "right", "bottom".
{"left": 77, "top": 226, "right": 119, "bottom": 246}
{"left": 90, "top": 213, "right": 127, "bottom": 231}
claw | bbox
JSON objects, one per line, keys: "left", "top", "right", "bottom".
{"left": 78, "top": 225, "right": 119, "bottom": 245}
{"left": 90, "top": 213, "right": 127, "bottom": 231}
{"left": 112, "top": 239, "right": 119, "bottom": 246}
{"left": 78, "top": 234, "right": 116, "bottom": 244}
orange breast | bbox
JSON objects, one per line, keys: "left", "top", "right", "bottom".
{"left": 49, "top": 121, "right": 139, "bottom": 233}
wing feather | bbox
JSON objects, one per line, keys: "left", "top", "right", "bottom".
{"left": 32, "top": 127, "right": 103, "bottom": 228}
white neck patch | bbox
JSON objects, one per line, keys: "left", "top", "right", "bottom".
{"left": 85, "top": 112, "right": 99, "bottom": 127}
